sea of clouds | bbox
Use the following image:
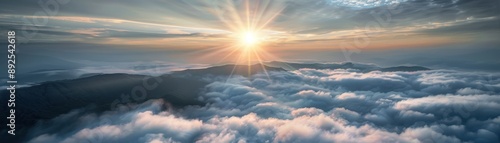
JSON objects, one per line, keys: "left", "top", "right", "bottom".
{"left": 25, "top": 68, "right": 500, "bottom": 143}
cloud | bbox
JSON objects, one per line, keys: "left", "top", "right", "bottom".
{"left": 24, "top": 68, "right": 500, "bottom": 142}
{"left": 1, "top": 0, "right": 498, "bottom": 42}
{"left": 2, "top": 59, "right": 208, "bottom": 86}
{"left": 457, "top": 87, "right": 484, "bottom": 95}
{"left": 327, "top": 0, "right": 407, "bottom": 9}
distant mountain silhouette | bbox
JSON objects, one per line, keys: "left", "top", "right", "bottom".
{"left": 172, "top": 64, "right": 285, "bottom": 77}
{"left": 266, "top": 61, "right": 430, "bottom": 72}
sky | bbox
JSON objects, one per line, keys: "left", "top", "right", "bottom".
{"left": 0, "top": 0, "right": 499, "bottom": 71}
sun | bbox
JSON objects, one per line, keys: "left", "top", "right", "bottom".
{"left": 239, "top": 31, "right": 262, "bottom": 48}
{"left": 195, "top": 0, "right": 286, "bottom": 78}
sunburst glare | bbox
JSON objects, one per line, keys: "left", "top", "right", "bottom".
{"left": 240, "top": 31, "right": 261, "bottom": 47}
{"left": 196, "top": 0, "right": 287, "bottom": 78}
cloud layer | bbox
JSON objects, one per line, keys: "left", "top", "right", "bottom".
{"left": 26, "top": 68, "right": 500, "bottom": 143}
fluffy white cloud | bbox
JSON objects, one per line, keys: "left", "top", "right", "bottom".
{"left": 26, "top": 68, "right": 500, "bottom": 143}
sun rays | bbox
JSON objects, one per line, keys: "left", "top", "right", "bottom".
{"left": 191, "top": 0, "right": 287, "bottom": 78}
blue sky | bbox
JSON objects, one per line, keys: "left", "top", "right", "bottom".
{"left": 0, "top": 0, "right": 499, "bottom": 71}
